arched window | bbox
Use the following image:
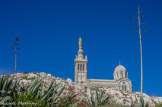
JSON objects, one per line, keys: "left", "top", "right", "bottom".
{"left": 124, "top": 85, "right": 127, "bottom": 91}
{"left": 120, "top": 71, "right": 123, "bottom": 78}
{"left": 122, "top": 85, "right": 127, "bottom": 91}
{"left": 80, "top": 64, "right": 82, "bottom": 71}
{"left": 122, "top": 82, "right": 127, "bottom": 91}
{"left": 78, "top": 64, "right": 79, "bottom": 71}
{"left": 122, "top": 85, "right": 124, "bottom": 90}
{"left": 117, "top": 72, "right": 118, "bottom": 78}
{"left": 125, "top": 72, "right": 127, "bottom": 78}
{"left": 83, "top": 64, "right": 84, "bottom": 71}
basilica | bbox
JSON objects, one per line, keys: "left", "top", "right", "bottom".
{"left": 74, "top": 38, "right": 133, "bottom": 92}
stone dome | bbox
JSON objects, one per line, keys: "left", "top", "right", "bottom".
{"left": 114, "top": 65, "right": 126, "bottom": 72}
{"left": 114, "top": 65, "right": 128, "bottom": 80}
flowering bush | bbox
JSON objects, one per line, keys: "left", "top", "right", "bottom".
{"left": 78, "top": 102, "right": 85, "bottom": 106}
{"left": 56, "top": 92, "right": 79, "bottom": 107}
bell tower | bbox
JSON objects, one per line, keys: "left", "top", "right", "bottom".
{"left": 74, "top": 37, "right": 88, "bottom": 84}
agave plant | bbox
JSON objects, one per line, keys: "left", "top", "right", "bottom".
{"left": 40, "top": 81, "right": 65, "bottom": 104}
{"left": 88, "top": 88, "right": 109, "bottom": 107}
{"left": 24, "top": 78, "right": 65, "bottom": 106}
{"left": 140, "top": 96, "right": 149, "bottom": 107}
{"left": 0, "top": 75, "right": 20, "bottom": 103}
{"left": 26, "top": 78, "right": 44, "bottom": 96}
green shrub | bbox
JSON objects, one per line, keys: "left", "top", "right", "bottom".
{"left": 156, "top": 103, "right": 162, "bottom": 107}
{"left": 13, "top": 92, "right": 49, "bottom": 107}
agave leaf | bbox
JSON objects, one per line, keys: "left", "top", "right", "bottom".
{"left": 7, "top": 91, "right": 12, "bottom": 95}
{"left": 11, "top": 79, "right": 19, "bottom": 92}
{"left": 101, "top": 95, "right": 109, "bottom": 104}
{"left": 29, "top": 79, "right": 38, "bottom": 92}
{"left": 0, "top": 76, "right": 4, "bottom": 90}
{"left": 0, "top": 90, "right": 7, "bottom": 97}
{"left": 55, "top": 85, "right": 65, "bottom": 98}
{"left": 7, "top": 78, "right": 14, "bottom": 91}
{"left": 14, "top": 79, "right": 20, "bottom": 92}
{"left": 40, "top": 84, "right": 45, "bottom": 97}
{"left": 48, "top": 85, "right": 65, "bottom": 102}
{"left": 47, "top": 96, "right": 53, "bottom": 102}
{"left": 90, "top": 91, "right": 95, "bottom": 106}
{"left": 95, "top": 89, "right": 98, "bottom": 105}
{"left": 140, "top": 97, "right": 144, "bottom": 107}
{"left": 2, "top": 80, "right": 7, "bottom": 90}
{"left": 46, "top": 80, "right": 55, "bottom": 92}
{"left": 52, "top": 84, "right": 60, "bottom": 96}
{"left": 54, "top": 85, "right": 65, "bottom": 101}
{"left": 100, "top": 90, "right": 104, "bottom": 99}
{"left": 27, "top": 78, "right": 38, "bottom": 93}
{"left": 151, "top": 98, "right": 157, "bottom": 105}
{"left": 99, "top": 90, "right": 104, "bottom": 104}
{"left": 32, "top": 78, "right": 43, "bottom": 95}
{"left": 41, "top": 87, "right": 54, "bottom": 100}
{"left": 36, "top": 90, "right": 40, "bottom": 98}
{"left": 2, "top": 96, "right": 12, "bottom": 102}
{"left": 69, "top": 94, "right": 77, "bottom": 101}
{"left": 87, "top": 95, "right": 92, "bottom": 106}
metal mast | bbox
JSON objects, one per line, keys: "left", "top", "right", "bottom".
{"left": 14, "top": 36, "right": 19, "bottom": 75}
{"left": 138, "top": 6, "right": 143, "bottom": 97}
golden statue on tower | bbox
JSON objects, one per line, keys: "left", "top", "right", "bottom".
{"left": 79, "top": 37, "right": 82, "bottom": 49}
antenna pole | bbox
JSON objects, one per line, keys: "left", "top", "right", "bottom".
{"left": 14, "top": 36, "right": 19, "bottom": 78}
{"left": 138, "top": 6, "right": 143, "bottom": 97}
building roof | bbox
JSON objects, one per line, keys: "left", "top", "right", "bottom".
{"left": 88, "top": 79, "right": 115, "bottom": 82}
{"left": 114, "top": 65, "right": 127, "bottom": 73}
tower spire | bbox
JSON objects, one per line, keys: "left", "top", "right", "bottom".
{"left": 75, "top": 37, "right": 88, "bottom": 84}
{"left": 119, "top": 60, "right": 121, "bottom": 65}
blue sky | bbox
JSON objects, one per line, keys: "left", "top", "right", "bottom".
{"left": 0, "top": 0, "right": 162, "bottom": 96}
